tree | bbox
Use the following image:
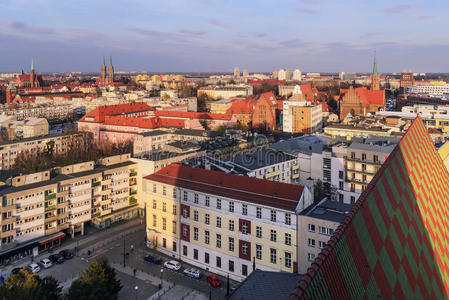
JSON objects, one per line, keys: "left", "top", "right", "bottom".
{"left": 0, "top": 269, "right": 62, "bottom": 300}
{"left": 67, "top": 260, "right": 122, "bottom": 300}
{"left": 197, "top": 93, "right": 209, "bottom": 112}
{"left": 313, "top": 180, "right": 338, "bottom": 202}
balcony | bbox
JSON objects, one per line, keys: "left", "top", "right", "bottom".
{"left": 45, "top": 227, "right": 58, "bottom": 235}
{"left": 129, "top": 197, "right": 137, "bottom": 205}
{"left": 129, "top": 189, "right": 137, "bottom": 195}
{"left": 130, "top": 171, "right": 137, "bottom": 177}
{"left": 57, "top": 212, "right": 68, "bottom": 219}
{"left": 45, "top": 215, "right": 57, "bottom": 223}
{"left": 101, "top": 199, "right": 111, "bottom": 206}
{"left": 346, "top": 157, "right": 382, "bottom": 165}
{"left": 346, "top": 177, "right": 369, "bottom": 184}
{"left": 45, "top": 205, "right": 57, "bottom": 212}
{"left": 100, "top": 208, "right": 112, "bottom": 216}
{"left": 345, "top": 167, "right": 377, "bottom": 176}
{"left": 45, "top": 193, "right": 56, "bottom": 201}
{"left": 91, "top": 181, "right": 101, "bottom": 187}
{"left": 129, "top": 180, "right": 137, "bottom": 186}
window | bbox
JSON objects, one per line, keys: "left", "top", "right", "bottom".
{"left": 216, "top": 234, "right": 221, "bottom": 248}
{"left": 173, "top": 205, "right": 177, "bottom": 215}
{"left": 153, "top": 184, "right": 157, "bottom": 193}
{"left": 270, "top": 249, "right": 277, "bottom": 264}
{"left": 152, "top": 215, "right": 156, "bottom": 227}
{"left": 270, "top": 230, "right": 277, "bottom": 242}
{"left": 308, "top": 238, "right": 315, "bottom": 247}
{"left": 205, "top": 214, "right": 210, "bottom": 225}
{"left": 339, "top": 171, "right": 344, "bottom": 179}
{"left": 205, "top": 231, "right": 210, "bottom": 244}
{"left": 194, "top": 193, "right": 198, "bottom": 203}
{"left": 194, "top": 249, "right": 198, "bottom": 260}
{"left": 229, "top": 260, "right": 234, "bottom": 272}
{"left": 285, "top": 252, "right": 291, "bottom": 268}
{"left": 308, "top": 253, "right": 315, "bottom": 262}
{"left": 183, "top": 245, "right": 187, "bottom": 256}
{"left": 256, "top": 245, "right": 262, "bottom": 259}
{"left": 194, "top": 210, "right": 198, "bottom": 221}
{"left": 173, "top": 188, "right": 177, "bottom": 199}
{"left": 216, "top": 257, "right": 221, "bottom": 268}
{"left": 256, "top": 207, "right": 262, "bottom": 219}
{"left": 373, "top": 155, "right": 378, "bottom": 162}
{"left": 194, "top": 227, "right": 198, "bottom": 241}
{"left": 229, "top": 220, "right": 234, "bottom": 231}
{"left": 152, "top": 200, "right": 156, "bottom": 209}
{"left": 162, "top": 238, "right": 166, "bottom": 248}
{"left": 256, "top": 226, "right": 262, "bottom": 238}
{"left": 319, "top": 226, "right": 326, "bottom": 235}
{"left": 242, "top": 243, "right": 248, "bottom": 255}
{"left": 285, "top": 213, "right": 291, "bottom": 225}
{"left": 162, "top": 218, "right": 166, "bottom": 230}
{"left": 270, "top": 210, "right": 276, "bottom": 222}
{"left": 339, "top": 194, "right": 344, "bottom": 202}
{"left": 351, "top": 196, "right": 356, "bottom": 204}
{"left": 162, "top": 202, "right": 166, "bottom": 212}
{"left": 339, "top": 181, "right": 344, "bottom": 190}
{"left": 205, "top": 252, "right": 210, "bottom": 264}
{"left": 229, "top": 237, "right": 234, "bottom": 252}
{"left": 216, "top": 217, "right": 221, "bottom": 228}
{"left": 350, "top": 183, "right": 355, "bottom": 192}
{"left": 350, "top": 152, "right": 355, "bottom": 159}
{"left": 362, "top": 153, "right": 366, "bottom": 161}
{"left": 183, "top": 191, "right": 188, "bottom": 201}
{"left": 242, "top": 204, "right": 247, "bottom": 215}
{"left": 173, "top": 241, "right": 177, "bottom": 252}
{"left": 217, "top": 199, "right": 221, "bottom": 209}
{"left": 182, "top": 225, "right": 188, "bottom": 238}
{"left": 183, "top": 207, "right": 189, "bottom": 218}
{"left": 205, "top": 196, "right": 209, "bottom": 206}
{"left": 162, "top": 186, "right": 166, "bottom": 196}
{"left": 319, "top": 241, "right": 326, "bottom": 249}
{"left": 242, "top": 223, "right": 248, "bottom": 234}
{"left": 229, "top": 202, "right": 234, "bottom": 212}
{"left": 285, "top": 233, "right": 291, "bottom": 245}
{"left": 242, "top": 264, "right": 248, "bottom": 276}
{"left": 172, "top": 221, "right": 177, "bottom": 234}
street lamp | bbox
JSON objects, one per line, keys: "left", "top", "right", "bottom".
{"left": 123, "top": 235, "right": 126, "bottom": 267}
{"left": 160, "top": 268, "right": 164, "bottom": 289}
{"left": 134, "top": 286, "right": 138, "bottom": 300}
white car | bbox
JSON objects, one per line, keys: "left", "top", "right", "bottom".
{"left": 39, "top": 258, "right": 53, "bottom": 269}
{"left": 27, "top": 263, "right": 41, "bottom": 273}
{"left": 164, "top": 260, "right": 181, "bottom": 271}
{"left": 183, "top": 268, "right": 201, "bottom": 278}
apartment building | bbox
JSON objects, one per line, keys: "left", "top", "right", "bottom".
{"left": 283, "top": 101, "right": 322, "bottom": 134}
{"left": 0, "top": 115, "right": 49, "bottom": 139}
{"left": 0, "top": 154, "right": 139, "bottom": 261}
{"left": 143, "top": 164, "right": 313, "bottom": 281}
{"left": 0, "top": 132, "right": 87, "bottom": 170}
{"left": 197, "top": 85, "right": 253, "bottom": 100}
{"left": 133, "top": 130, "right": 173, "bottom": 156}
{"left": 203, "top": 149, "right": 300, "bottom": 184}
{"left": 297, "top": 198, "right": 353, "bottom": 274}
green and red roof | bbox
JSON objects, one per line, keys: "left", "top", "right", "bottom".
{"left": 291, "top": 117, "right": 449, "bottom": 299}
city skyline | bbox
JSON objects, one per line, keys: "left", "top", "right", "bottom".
{"left": 0, "top": 0, "right": 448, "bottom": 73}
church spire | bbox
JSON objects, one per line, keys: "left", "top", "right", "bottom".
{"left": 109, "top": 56, "right": 112, "bottom": 66}
{"left": 373, "top": 51, "right": 378, "bottom": 76}
{"left": 102, "top": 56, "right": 106, "bottom": 66}
{"left": 31, "top": 58, "right": 34, "bottom": 70}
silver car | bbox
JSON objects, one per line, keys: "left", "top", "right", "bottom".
{"left": 164, "top": 260, "right": 181, "bottom": 271}
{"left": 183, "top": 268, "right": 201, "bottom": 279}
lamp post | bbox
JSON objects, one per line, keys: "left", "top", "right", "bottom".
{"left": 160, "top": 268, "right": 164, "bottom": 289}
{"left": 134, "top": 286, "right": 138, "bottom": 300}
{"left": 123, "top": 235, "right": 126, "bottom": 267}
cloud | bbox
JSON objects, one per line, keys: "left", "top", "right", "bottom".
{"left": 359, "top": 32, "right": 382, "bottom": 39}
{"left": 204, "top": 18, "right": 231, "bottom": 28}
{"left": 179, "top": 29, "right": 206, "bottom": 35}
{"left": 2, "top": 19, "right": 55, "bottom": 35}
{"left": 382, "top": 3, "right": 416, "bottom": 14}
{"left": 295, "top": 7, "right": 319, "bottom": 14}
{"left": 256, "top": 33, "right": 267, "bottom": 38}
{"left": 417, "top": 15, "right": 435, "bottom": 20}
{"left": 298, "top": 0, "right": 323, "bottom": 4}
{"left": 279, "top": 38, "right": 306, "bottom": 48}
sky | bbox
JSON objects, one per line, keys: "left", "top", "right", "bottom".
{"left": 0, "top": 0, "right": 448, "bottom": 73}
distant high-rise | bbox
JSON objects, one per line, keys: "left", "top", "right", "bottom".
{"left": 242, "top": 69, "right": 249, "bottom": 78}
{"left": 233, "top": 67, "right": 240, "bottom": 78}
{"left": 293, "top": 69, "right": 302, "bottom": 81}
{"left": 278, "top": 69, "right": 286, "bottom": 80}
{"left": 285, "top": 69, "right": 292, "bottom": 80}
{"left": 272, "top": 70, "right": 279, "bottom": 79}
{"left": 370, "top": 52, "right": 380, "bottom": 90}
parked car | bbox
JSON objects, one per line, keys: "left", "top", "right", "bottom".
{"left": 38, "top": 258, "right": 53, "bottom": 269}
{"left": 183, "top": 268, "right": 201, "bottom": 279}
{"left": 163, "top": 260, "right": 181, "bottom": 271}
{"left": 59, "top": 249, "right": 74, "bottom": 259}
{"left": 48, "top": 254, "right": 65, "bottom": 264}
{"left": 143, "top": 255, "right": 161, "bottom": 264}
{"left": 207, "top": 275, "right": 221, "bottom": 287}
{"left": 27, "top": 263, "right": 41, "bottom": 273}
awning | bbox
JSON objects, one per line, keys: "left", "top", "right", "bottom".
{"left": 39, "top": 232, "right": 66, "bottom": 246}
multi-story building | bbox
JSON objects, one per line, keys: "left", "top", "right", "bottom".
{"left": 0, "top": 154, "right": 139, "bottom": 257}
{"left": 234, "top": 67, "right": 240, "bottom": 78}
{"left": 0, "top": 116, "right": 48, "bottom": 139}
{"left": 143, "top": 164, "right": 313, "bottom": 281}
{"left": 407, "top": 82, "right": 449, "bottom": 98}
{"left": 292, "top": 69, "right": 302, "bottom": 81}
{"left": 283, "top": 87, "right": 322, "bottom": 134}
{"left": 297, "top": 198, "right": 353, "bottom": 273}
{"left": 0, "top": 132, "right": 87, "bottom": 171}
{"left": 242, "top": 69, "right": 249, "bottom": 78}
{"left": 197, "top": 85, "right": 253, "bottom": 100}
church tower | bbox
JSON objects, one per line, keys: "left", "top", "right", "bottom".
{"left": 370, "top": 52, "right": 380, "bottom": 90}
{"left": 30, "top": 59, "right": 35, "bottom": 88}
{"left": 6, "top": 83, "right": 17, "bottom": 104}
{"left": 107, "top": 56, "right": 114, "bottom": 84}
{"left": 100, "top": 56, "right": 107, "bottom": 85}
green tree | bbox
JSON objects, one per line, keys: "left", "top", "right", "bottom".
{"left": 67, "top": 260, "right": 122, "bottom": 300}
{"left": 0, "top": 270, "right": 62, "bottom": 300}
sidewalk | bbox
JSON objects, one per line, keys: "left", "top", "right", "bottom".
{"left": 1, "top": 218, "right": 145, "bottom": 275}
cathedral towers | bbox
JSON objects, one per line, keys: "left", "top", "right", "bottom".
{"left": 99, "top": 56, "right": 114, "bottom": 85}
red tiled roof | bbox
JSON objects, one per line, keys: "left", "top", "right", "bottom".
{"left": 79, "top": 102, "right": 155, "bottom": 123}
{"left": 339, "top": 87, "right": 384, "bottom": 106}
{"left": 154, "top": 110, "right": 232, "bottom": 121}
{"left": 226, "top": 99, "right": 256, "bottom": 115}
{"left": 103, "top": 116, "right": 160, "bottom": 129}
{"left": 259, "top": 91, "right": 281, "bottom": 107}
{"left": 144, "top": 164, "right": 305, "bottom": 211}
{"left": 159, "top": 118, "right": 185, "bottom": 128}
